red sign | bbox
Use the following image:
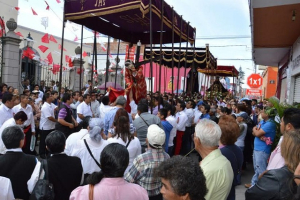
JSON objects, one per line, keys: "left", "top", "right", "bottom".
{"left": 247, "top": 73, "right": 263, "bottom": 88}
{"left": 246, "top": 89, "right": 262, "bottom": 96}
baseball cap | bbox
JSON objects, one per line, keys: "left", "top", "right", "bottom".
{"left": 236, "top": 112, "right": 248, "bottom": 121}
{"left": 197, "top": 100, "right": 204, "bottom": 106}
{"left": 31, "top": 90, "right": 40, "bottom": 93}
{"left": 147, "top": 124, "right": 165, "bottom": 148}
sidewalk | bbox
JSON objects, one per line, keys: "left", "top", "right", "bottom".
{"left": 236, "top": 164, "right": 254, "bottom": 200}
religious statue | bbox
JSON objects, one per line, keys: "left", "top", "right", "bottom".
{"left": 124, "top": 60, "right": 147, "bottom": 104}
{"left": 206, "top": 76, "right": 228, "bottom": 99}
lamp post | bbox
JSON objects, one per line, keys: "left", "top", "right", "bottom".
{"left": 23, "top": 33, "right": 34, "bottom": 79}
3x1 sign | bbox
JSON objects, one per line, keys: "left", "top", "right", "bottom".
{"left": 247, "top": 73, "right": 263, "bottom": 88}
{"left": 246, "top": 89, "right": 262, "bottom": 96}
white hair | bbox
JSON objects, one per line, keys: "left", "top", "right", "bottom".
{"left": 89, "top": 118, "right": 104, "bottom": 143}
{"left": 195, "top": 119, "right": 221, "bottom": 147}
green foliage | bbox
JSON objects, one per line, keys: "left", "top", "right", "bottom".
{"left": 268, "top": 97, "right": 298, "bottom": 150}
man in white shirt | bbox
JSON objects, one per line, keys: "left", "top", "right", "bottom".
{"left": 12, "top": 94, "right": 36, "bottom": 155}
{"left": 181, "top": 100, "right": 195, "bottom": 155}
{"left": 70, "top": 91, "right": 82, "bottom": 119}
{"left": 65, "top": 117, "right": 90, "bottom": 156}
{"left": 193, "top": 101, "right": 203, "bottom": 125}
{"left": 0, "top": 111, "right": 28, "bottom": 155}
{"left": 0, "top": 126, "right": 41, "bottom": 200}
{"left": 39, "top": 93, "right": 57, "bottom": 159}
{"left": 90, "top": 92, "right": 100, "bottom": 118}
{"left": 165, "top": 104, "right": 177, "bottom": 156}
{"left": 34, "top": 84, "right": 44, "bottom": 101}
{"left": 0, "top": 93, "right": 14, "bottom": 126}
{"left": 174, "top": 101, "right": 188, "bottom": 155}
{"left": 77, "top": 94, "right": 93, "bottom": 123}
{"left": 99, "top": 96, "right": 114, "bottom": 119}
{"left": 32, "top": 90, "right": 42, "bottom": 106}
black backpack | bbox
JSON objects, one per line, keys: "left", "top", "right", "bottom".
{"left": 29, "top": 159, "right": 55, "bottom": 200}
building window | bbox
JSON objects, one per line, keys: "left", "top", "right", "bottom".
{"left": 270, "top": 80, "right": 275, "bottom": 84}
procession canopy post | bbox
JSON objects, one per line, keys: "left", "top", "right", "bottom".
{"left": 104, "top": 36, "right": 110, "bottom": 91}
{"left": 158, "top": 0, "right": 164, "bottom": 109}
{"left": 190, "top": 28, "right": 196, "bottom": 95}
{"left": 176, "top": 15, "right": 183, "bottom": 97}
{"left": 94, "top": 32, "right": 98, "bottom": 84}
{"left": 115, "top": 39, "right": 121, "bottom": 86}
{"left": 91, "top": 32, "right": 96, "bottom": 87}
{"left": 58, "top": 1, "right": 66, "bottom": 96}
{"left": 79, "top": 25, "right": 84, "bottom": 92}
{"left": 171, "top": 7, "right": 175, "bottom": 104}
{"left": 150, "top": 0, "right": 153, "bottom": 113}
{"left": 183, "top": 22, "right": 190, "bottom": 94}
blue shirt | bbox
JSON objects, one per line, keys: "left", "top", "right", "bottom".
{"left": 161, "top": 120, "right": 173, "bottom": 152}
{"left": 200, "top": 113, "right": 210, "bottom": 119}
{"left": 254, "top": 119, "right": 276, "bottom": 154}
{"left": 104, "top": 107, "right": 132, "bottom": 135}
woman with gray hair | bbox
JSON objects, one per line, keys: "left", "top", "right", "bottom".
{"left": 71, "top": 118, "right": 108, "bottom": 181}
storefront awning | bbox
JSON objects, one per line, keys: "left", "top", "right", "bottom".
{"left": 65, "top": 0, "right": 195, "bottom": 44}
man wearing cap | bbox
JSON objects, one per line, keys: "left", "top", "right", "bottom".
{"left": 31, "top": 90, "right": 42, "bottom": 105}
{"left": 245, "top": 107, "right": 277, "bottom": 188}
{"left": 125, "top": 124, "right": 170, "bottom": 200}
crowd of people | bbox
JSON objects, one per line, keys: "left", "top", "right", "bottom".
{"left": 0, "top": 80, "right": 300, "bottom": 200}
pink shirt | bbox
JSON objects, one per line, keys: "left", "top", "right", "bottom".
{"left": 267, "top": 136, "right": 285, "bottom": 170}
{"left": 70, "top": 178, "right": 149, "bottom": 200}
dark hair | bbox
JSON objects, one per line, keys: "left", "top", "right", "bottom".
{"left": 221, "top": 107, "right": 232, "bottom": 115}
{"left": 34, "top": 84, "right": 39, "bottom": 88}
{"left": 45, "top": 130, "right": 66, "bottom": 154}
{"left": 72, "top": 91, "right": 80, "bottom": 97}
{"left": 218, "top": 115, "right": 240, "bottom": 145}
{"left": 236, "top": 103, "right": 246, "bottom": 113}
{"left": 0, "top": 83, "right": 7, "bottom": 92}
{"left": 81, "top": 116, "right": 91, "bottom": 129}
{"left": 202, "top": 103, "right": 210, "bottom": 113}
{"left": 189, "top": 100, "right": 196, "bottom": 109}
{"left": 283, "top": 108, "right": 300, "bottom": 129}
{"left": 178, "top": 101, "right": 186, "bottom": 110}
{"left": 165, "top": 104, "right": 176, "bottom": 116}
{"left": 101, "top": 96, "right": 110, "bottom": 105}
{"left": 137, "top": 102, "right": 148, "bottom": 113}
{"left": 2, "top": 93, "right": 13, "bottom": 104}
{"left": 62, "top": 93, "right": 71, "bottom": 103}
{"left": 113, "top": 108, "right": 132, "bottom": 143}
{"left": 13, "top": 111, "right": 28, "bottom": 122}
{"left": 252, "top": 99, "right": 258, "bottom": 103}
{"left": 51, "top": 91, "right": 58, "bottom": 95}
{"left": 155, "top": 96, "right": 164, "bottom": 107}
{"left": 154, "top": 156, "right": 207, "bottom": 200}
{"left": 2, "top": 126, "right": 24, "bottom": 149}
{"left": 86, "top": 143, "right": 129, "bottom": 185}
{"left": 43, "top": 92, "right": 52, "bottom": 102}
{"left": 83, "top": 94, "right": 90, "bottom": 100}
{"left": 158, "top": 108, "right": 168, "bottom": 119}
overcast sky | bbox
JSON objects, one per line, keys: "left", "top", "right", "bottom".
{"left": 15, "top": 0, "right": 254, "bottom": 87}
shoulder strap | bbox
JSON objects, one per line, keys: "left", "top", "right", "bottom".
{"left": 139, "top": 115, "right": 150, "bottom": 127}
{"left": 42, "top": 159, "right": 49, "bottom": 180}
{"left": 84, "top": 139, "right": 101, "bottom": 168}
{"left": 126, "top": 138, "right": 132, "bottom": 148}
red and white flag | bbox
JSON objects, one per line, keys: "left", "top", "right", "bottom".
{"left": 31, "top": 7, "right": 38, "bottom": 15}
{"left": 74, "top": 35, "right": 78, "bottom": 41}
{"left": 100, "top": 43, "right": 106, "bottom": 51}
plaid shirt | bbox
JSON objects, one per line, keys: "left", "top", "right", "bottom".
{"left": 124, "top": 148, "right": 170, "bottom": 197}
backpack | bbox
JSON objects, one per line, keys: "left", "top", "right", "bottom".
{"left": 29, "top": 159, "right": 55, "bottom": 200}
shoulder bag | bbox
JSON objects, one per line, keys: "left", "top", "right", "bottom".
{"left": 29, "top": 159, "right": 55, "bottom": 200}
{"left": 84, "top": 139, "right": 101, "bottom": 168}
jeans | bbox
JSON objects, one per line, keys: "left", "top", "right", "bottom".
{"left": 251, "top": 150, "right": 270, "bottom": 186}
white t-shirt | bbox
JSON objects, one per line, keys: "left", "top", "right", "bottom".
{"left": 40, "top": 102, "right": 57, "bottom": 130}
{"left": 0, "top": 104, "right": 13, "bottom": 127}
{"left": 71, "top": 137, "right": 109, "bottom": 174}
{"left": 77, "top": 102, "right": 93, "bottom": 123}
{"left": 65, "top": 129, "right": 89, "bottom": 156}
{"left": 107, "top": 136, "right": 141, "bottom": 174}
{"left": 166, "top": 115, "right": 177, "bottom": 147}
{"left": 0, "top": 118, "right": 16, "bottom": 154}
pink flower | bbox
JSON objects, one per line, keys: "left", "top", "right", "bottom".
{"left": 260, "top": 136, "right": 273, "bottom": 145}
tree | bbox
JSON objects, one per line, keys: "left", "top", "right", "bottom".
{"left": 238, "top": 66, "right": 245, "bottom": 85}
